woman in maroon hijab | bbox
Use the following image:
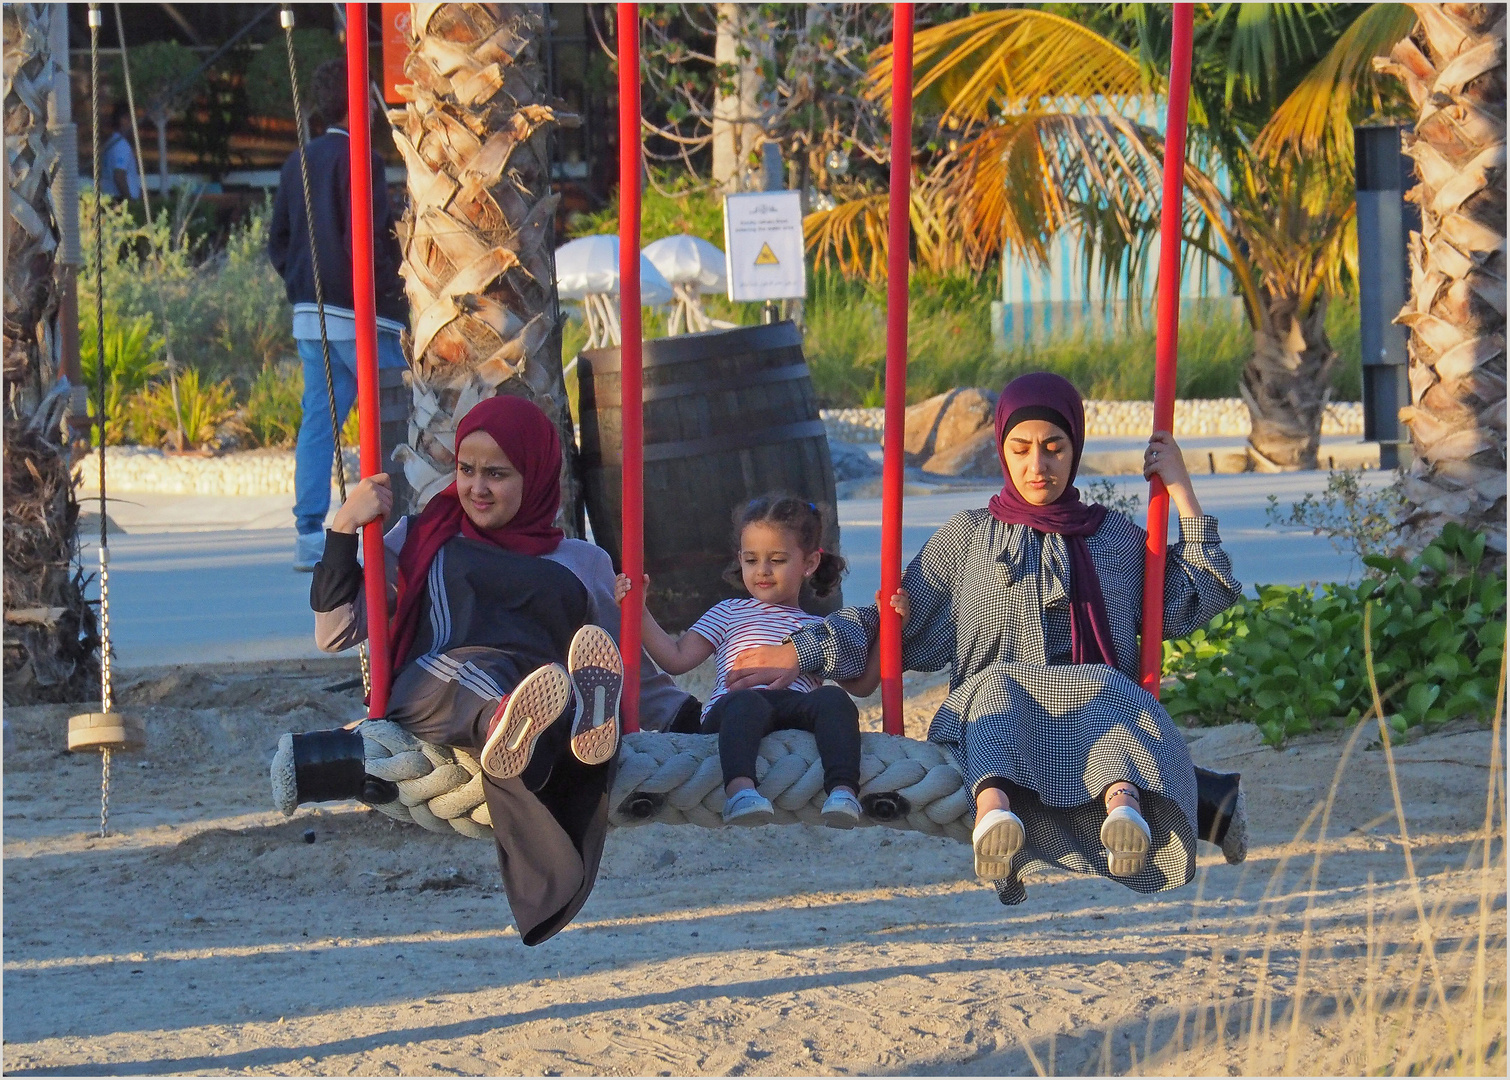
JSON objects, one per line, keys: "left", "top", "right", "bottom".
{"left": 310, "top": 395, "right": 691, "bottom": 944}
{"left": 728, "top": 374, "right": 1243, "bottom": 903}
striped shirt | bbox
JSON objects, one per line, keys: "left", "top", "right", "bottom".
{"left": 689, "top": 598, "right": 825, "bottom": 715}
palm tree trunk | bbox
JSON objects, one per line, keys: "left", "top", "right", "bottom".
{"left": 388, "top": 2, "right": 578, "bottom": 529}
{"left": 1377, "top": 3, "right": 1507, "bottom": 557}
{"left": 3, "top": 2, "right": 100, "bottom": 704}
{"left": 1241, "top": 291, "right": 1338, "bottom": 471}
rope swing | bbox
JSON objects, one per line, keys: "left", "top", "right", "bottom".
{"left": 270, "top": 4, "right": 1229, "bottom": 866}
{"left": 272, "top": 723, "right": 976, "bottom": 844}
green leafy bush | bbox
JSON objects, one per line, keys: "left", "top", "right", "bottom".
{"left": 79, "top": 309, "right": 165, "bottom": 445}
{"left": 125, "top": 368, "right": 243, "bottom": 451}
{"left": 1163, "top": 523, "right": 1506, "bottom": 745}
{"left": 245, "top": 361, "right": 303, "bottom": 447}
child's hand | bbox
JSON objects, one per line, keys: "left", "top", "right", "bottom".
{"left": 614, "top": 573, "right": 650, "bottom": 605}
{"left": 876, "top": 586, "right": 910, "bottom": 628}
{"left": 331, "top": 473, "right": 392, "bottom": 534}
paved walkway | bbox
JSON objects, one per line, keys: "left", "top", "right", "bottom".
{"left": 83, "top": 470, "right": 1391, "bottom": 669}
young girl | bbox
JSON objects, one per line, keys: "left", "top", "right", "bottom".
{"left": 617, "top": 496, "right": 872, "bottom": 828}
{"left": 723, "top": 373, "right": 1244, "bottom": 903}
{"left": 310, "top": 394, "right": 690, "bottom": 945}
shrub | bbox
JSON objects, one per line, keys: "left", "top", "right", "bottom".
{"left": 1265, "top": 467, "right": 1410, "bottom": 577}
{"left": 1163, "top": 523, "right": 1506, "bottom": 745}
{"left": 245, "top": 360, "right": 303, "bottom": 447}
{"left": 125, "top": 368, "right": 243, "bottom": 451}
{"left": 79, "top": 310, "right": 165, "bottom": 445}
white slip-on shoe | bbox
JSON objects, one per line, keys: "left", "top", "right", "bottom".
{"left": 972, "top": 808, "right": 1025, "bottom": 880}
{"left": 566, "top": 625, "right": 622, "bottom": 766}
{"left": 821, "top": 788, "right": 861, "bottom": 829}
{"left": 722, "top": 788, "right": 775, "bottom": 826}
{"left": 480, "top": 663, "right": 572, "bottom": 781}
{"left": 293, "top": 530, "right": 325, "bottom": 572}
{"left": 1101, "top": 804, "right": 1152, "bottom": 877}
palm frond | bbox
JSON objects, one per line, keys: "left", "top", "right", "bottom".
{"left": 803, "top": 171, "right": 970, "bottom": 284}
{"left": 1251, "top": 3, "right": 1417, "bottom": 164}
{"left": 869, "top": 9, "right": 1147, "bottom": 123}
{"left": 941, "top": 112, "right": 1252, "bottom": 317}
{"left": 1223, "top": 2, "right": 1340, "bottom": 105}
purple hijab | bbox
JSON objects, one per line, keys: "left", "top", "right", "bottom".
{"left": 989, "top": 372, "right": 1118, "bottom": 667}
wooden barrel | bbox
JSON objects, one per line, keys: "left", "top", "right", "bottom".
{"left": 578, "top": 321, "right": 842, "bottom": 631}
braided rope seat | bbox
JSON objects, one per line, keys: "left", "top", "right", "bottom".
{"left": 271, "top": 719, "right": 976, "bottom": 842}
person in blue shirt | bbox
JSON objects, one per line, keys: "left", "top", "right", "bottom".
{"left": 99, "top": 103, "right": 141, "bottom": 201}
{"left": 268, "top": 59, "right": 409, "bottom": 571}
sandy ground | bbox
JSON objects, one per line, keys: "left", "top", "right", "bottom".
{"left": 3, "top": 659, "right": 1504, "bottom": 1076}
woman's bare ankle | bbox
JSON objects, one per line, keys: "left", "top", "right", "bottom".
{"left": 725, "top": 777, "right": 756, "bottom": 799}
{"left": 976, "top": 785, "right": 1011, "bottom": 816}
{"left": 1104, "top": 783, "right": 1140, "bottom": 814}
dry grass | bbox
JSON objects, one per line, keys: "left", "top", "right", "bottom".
{"left": 1065, "top": 605, "right": 1508, "bottom": 1077}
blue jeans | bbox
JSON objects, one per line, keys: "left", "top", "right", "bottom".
{"left": 293, "top": 332, "right": 406, "bottom": 536}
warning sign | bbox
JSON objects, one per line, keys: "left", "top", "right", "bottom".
{"left": 723, "top": 190, "right": 806, "bottom": 302}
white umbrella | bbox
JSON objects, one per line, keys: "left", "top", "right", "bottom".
{"left": 643, "top": 234, "right": 729, "bottom": 336}
{"left": 555, "top": 235, "right": 672, "bottom": 349}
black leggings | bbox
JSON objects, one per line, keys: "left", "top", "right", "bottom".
{"left": 700, "top": 686, "right": 861, "bottom": 794}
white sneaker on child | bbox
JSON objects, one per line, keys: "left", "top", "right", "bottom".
{"left": 820, "top": 789, "right": 861, "bottom": 829}
{"left": 722, "top": 787, "right": 775, "bottom": 826}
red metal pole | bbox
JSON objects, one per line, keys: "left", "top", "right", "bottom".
{"left": 879, "top": 4, "right": 913, "bottom": 737}
{"left": 1138, "top": 4, "right": 1195, "bottom": 697}
{"left": 346, "top": 2, "right": 392, "bottom": 717}
{"left": 617, "top": 3, "right": 643, "bottom": 734}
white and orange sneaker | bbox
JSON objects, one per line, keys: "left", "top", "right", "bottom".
{"left": 480, "top": 663, "right": 573, "bottom": 781}
{"left": 566, "top": 625, "right": 622, "bottom": 766}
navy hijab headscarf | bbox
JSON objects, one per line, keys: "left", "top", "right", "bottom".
{"left": 989, "top": 372, "right": 1119, "bottom": 667}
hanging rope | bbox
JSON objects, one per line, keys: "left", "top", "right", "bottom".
{"left": 87, "top": 2, "right": 114, "bottom": 839}
{"left": 111, "top": 3, "right": 151, "bottom": 222}
{"left": 271, "top": 722, "right": 977, "bottom": 843}
{"left": 281, "top": 6, "right": 372, "bottom": 694}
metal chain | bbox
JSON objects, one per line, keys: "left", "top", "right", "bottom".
{"left": 281, "top": 6, "right": 370, "bottom": 695}
{"left": 100, "top": 746, "right": 113, "bottom": 837}
{"left": 89, "top": 2, "right": 113, "bottom": 839}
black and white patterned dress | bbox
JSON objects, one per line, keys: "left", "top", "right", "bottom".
{"left": 790, "top": 508, "right": 1241, "bottom": 903}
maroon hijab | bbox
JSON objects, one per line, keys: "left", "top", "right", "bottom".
{"left": 989, "top": 373, "right": 1118, "bottom": 667}
{"left": 390, "top": 395, "right": 564, "bottom": 669}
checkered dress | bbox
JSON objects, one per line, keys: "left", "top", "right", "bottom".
{"left": 790, "top": 508, "right": 1241, "bottom": 903}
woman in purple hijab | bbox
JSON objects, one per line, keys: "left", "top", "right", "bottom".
{"left": 728, "top": 374, "right": 1243, "bottom": 904}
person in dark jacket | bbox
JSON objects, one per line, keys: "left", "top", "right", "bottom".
{"left": 268, "top": 58, "right": 409, "bottom": 571}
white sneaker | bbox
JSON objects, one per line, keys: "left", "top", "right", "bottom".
{"left": 723, "top": 787, "right": 775, "bottom": 826}
{"left": 972, "top": 808, "right": 1025, "bottom": 880}
{"left": 1101, "top": 804, "right": 1152, "bottom": 877}
{"left": 821, "top": 788, "right": 861, "bottom": 829}
{"left": 293, "top": 530, "right": 325, "bottom": 572}
{"left": 479, "top": 664, "right": 572, "bottom": 781}
{"left": 566, "top": 625, "right": 622, "bottom": 766}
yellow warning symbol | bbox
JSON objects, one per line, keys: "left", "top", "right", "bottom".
{"left": 754, "top": 242, "right": 780, "bottom": 266}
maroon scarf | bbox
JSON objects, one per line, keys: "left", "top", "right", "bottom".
{"left": 988, "top": 372, "right": 1118, "bottom": 667}
{"left": 389, "top": 395, "right": 564, "bottom": 669}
